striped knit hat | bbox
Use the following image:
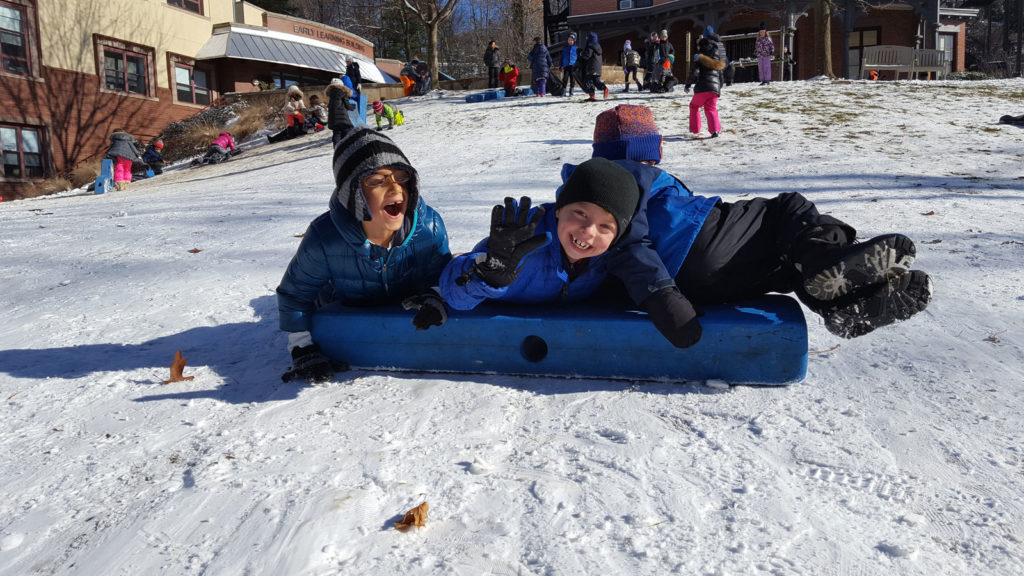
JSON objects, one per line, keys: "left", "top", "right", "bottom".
{"left": 591, "top": 104, "right": 663, "bottom": 164}
{"left": 332, "top": 128, "right": 418, "bottom": 221}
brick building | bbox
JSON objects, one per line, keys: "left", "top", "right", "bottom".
{"left": 0, "top": 0, "right": 385, "bottom": 198}
{"left": 544, "top": 0, "right": 977, "bottom": 84}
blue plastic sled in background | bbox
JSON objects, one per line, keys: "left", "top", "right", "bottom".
{"left": 94, "top": 158, "right": 114, "bottom": 194}
{"left": 310, "top": 295, "right": 808, "bottom": 385}
{"left": 465, "top": 89, "right": 506, "bottom": 103}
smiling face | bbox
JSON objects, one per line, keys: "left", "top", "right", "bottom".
{"left": 555, "top": 201, "right": 619, "bottom": 263}
{"left": 359, "top": 167, "right": 410, "bottom": 245}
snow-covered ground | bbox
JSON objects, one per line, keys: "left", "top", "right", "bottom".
{"left": 2, "top": 78, "right": 1023, "bottom": 575}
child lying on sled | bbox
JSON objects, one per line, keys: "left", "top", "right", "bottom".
{"left": 276, "top": 128, "right": 452, "bottom": 383}
{"left": 435, "top": 105, "right": 931, "bottom": 346}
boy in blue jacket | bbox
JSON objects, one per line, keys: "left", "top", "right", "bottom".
{"left": 277, "top": 129, "right": 452, "bottom": 383}
{"left": 560, "top": 33, "right": 579, "bottom": 97}
{"left": 438, "top": 105, "right": 931, "bottom": 346}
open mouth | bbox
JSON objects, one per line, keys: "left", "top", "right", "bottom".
{"left": 571, "top": 234, "right": 591, "bottom": 251}
{"left": 383, "top": 200, "right": 404, "bottom": 217}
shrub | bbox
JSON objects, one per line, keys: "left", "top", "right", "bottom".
{"left": 67, "top": 159, "right": 101, "bottom": 189}
{"left": 946, "top": 71, "right": 990, "bottom": 81}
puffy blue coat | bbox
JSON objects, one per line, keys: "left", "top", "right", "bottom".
{"left": 277, "top": 193, "right": 451, "bottom": 332}
{"left": 528, "top": 42, "right": 553, "bottom": 76}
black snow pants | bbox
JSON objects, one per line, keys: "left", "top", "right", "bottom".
{"left": 674, "top": 192, "right": 855, "bottom": 307}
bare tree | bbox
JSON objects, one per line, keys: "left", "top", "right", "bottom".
{"left": 401, "top": 0, "right": 462, "bottom": 85}
{"left": 813, "top": 0, "right": 837, "bottom": 78}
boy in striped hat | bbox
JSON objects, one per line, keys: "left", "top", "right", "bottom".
{"left": 276, "top": 128, "right": 451, "bottom": 383}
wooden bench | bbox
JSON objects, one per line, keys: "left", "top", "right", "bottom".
{"left": 861, "top": 45, "right": 949, "bottom": 80}
{"left": 913, "top": 49, "right": 949, "bottom": 79}
{"left": 861, "top": 45, "right": 915, "bottom": 79}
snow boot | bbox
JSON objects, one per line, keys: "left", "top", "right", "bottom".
{"left": 819, "top": 269, "right": 932, "bottom": 338}
{"left": 802, "top": 233, "right": 916, "bottom": 301}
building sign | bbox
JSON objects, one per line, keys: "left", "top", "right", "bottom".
{"left": 262, "top": 14, "right": 374, "bottom": 59}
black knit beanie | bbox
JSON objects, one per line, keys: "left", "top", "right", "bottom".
{"left": 332, "top": 128, "right": 418, "bottom": 221}
{"left": 556, "top": 157, "right": 640, "bottom": 242}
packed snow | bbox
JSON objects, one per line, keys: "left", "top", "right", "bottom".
{"left": 2, "top": 78, "right": 1024, "bottom": 575}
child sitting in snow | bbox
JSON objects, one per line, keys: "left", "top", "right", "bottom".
{"left": 141, "top": 138, "right": 165, "bottom": 175}
{"left": 305, "top": 94, "right": 328, "bottom": 132}
{"left": 276, "top": 128, "right": 452, "bottom": 384}
{"left": 435, "top": 104, "right": 931, "bottom": 345}
{"left": 499, "top": 60, "right": 519, "bottom": 94}
{"left": 372, "top": 99, "right": 402, "bottom": 131}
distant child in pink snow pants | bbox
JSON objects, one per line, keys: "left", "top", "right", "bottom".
{"left": 105, "top": 130, "right": 143, "bottom": 190}
{"left": 688, "top": 92, "right": 721, "bottom": 135}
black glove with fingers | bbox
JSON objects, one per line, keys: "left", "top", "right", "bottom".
{"left": 468, "top": 196, "right": 547, "bottom": 288}
{"left": 281, "top": 343, "right": 339, "bottom": 384}
{"left": 402, "top": 292, "right": 448, "bottom": 330}
{"left": 641, "top": 287, "right": 703, "bottom": 349}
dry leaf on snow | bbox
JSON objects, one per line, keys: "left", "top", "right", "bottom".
{"left": 164, "top": 350, "right": 195, "bottom": 384}
{"left": 394, "top": 501, "right": 429, "bottom": 531}
{"left": 188, "top": 248, "right": 202, "bottom": 253}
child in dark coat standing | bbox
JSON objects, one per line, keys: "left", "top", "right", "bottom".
{"left": 326, "top": 78, "right": 356, "bottom": 146}
{"left": 527, "top": 37, "right": 553, "bottom": 96}
{"left": 484, "top": 41, "right": 501, "bottom": 89}
{"left": 581, "top": 31, "right": 608, "bottom": 101}
{"left": 684, "top": 26, "right": 728, "bottom": 137}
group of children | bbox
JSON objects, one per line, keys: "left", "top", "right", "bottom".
{"left": 275, "top": 103, "right": 933, "bottom": 384}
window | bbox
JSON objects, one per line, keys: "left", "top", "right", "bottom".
{"left": 938, "top": 33, "right": 954, "bottom": 65}
{"left": 167, "top": 0, "right": 202, "bottom": 15}
{"left": 1, "top": 125, "right": 44, "bottom": 178}
{"left": 272, "top": 71, "right": 326, "bottom": 89}
{"left": 103, "top": 46, "right": 149, "bottom": 96}
{"left": 0, "top": 2, "right": 29, "bottom": 75}
{"left": 618, "top": 0, "right": 653, "bottom": 8}
{"left": 175, "top": 63, "right": 210, "bottom": 105}
{"left": 848, "top": 28, "right": 881, "bottom": 80}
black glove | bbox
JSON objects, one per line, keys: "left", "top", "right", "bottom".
{"left": 281, "top": 344, "right": 337, "bottom": 384}
{"left": 402, "top": 292, "right": 447, "bottom": 330}
{"left": 470, "top": 196, "right": 547, "bottom": 288}
{"left": 641, "top": 287, "right": 702, "bottom": 348}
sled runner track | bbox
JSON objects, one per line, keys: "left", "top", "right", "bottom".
{"left": 798, "top": 461, "right": 912, "bottom": 503}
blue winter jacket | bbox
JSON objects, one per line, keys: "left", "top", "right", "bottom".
{"left": 561, "top": 44, "right": 578, "bottom": 67}
{"left": 439, "top": 160, "right": 718, "bottom": 310}
{"left": 277, "top": 192, "right": 451, "bottom": 332}
{"left": 561, "top": 160, "right": 719, "bottom": 305}
{"left": 440, "top": 205, "right": 608, "bottom": 311}
{"left": 528, "top": 43, "right": 553, "bottom": 76}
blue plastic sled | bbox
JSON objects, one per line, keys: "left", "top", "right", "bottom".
{"left": 94, "top": 158, "right": 114, "bottom": 194}
{"left": 310, "top": 295, "right": 808, "bottom": 385}
{"left": 465, "top": 89, "right": 506, "bottom": 103}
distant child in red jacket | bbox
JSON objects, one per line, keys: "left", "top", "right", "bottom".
{"left": 499, "top": 60, "right": 519, "bottom": 94}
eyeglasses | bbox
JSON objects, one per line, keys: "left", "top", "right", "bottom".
{"left": 362, "top": 170, "right": 411, "bottom": 190}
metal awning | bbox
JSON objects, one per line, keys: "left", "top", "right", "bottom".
{"left": 195, "top": 26, "right": 393, "bottom": 83}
